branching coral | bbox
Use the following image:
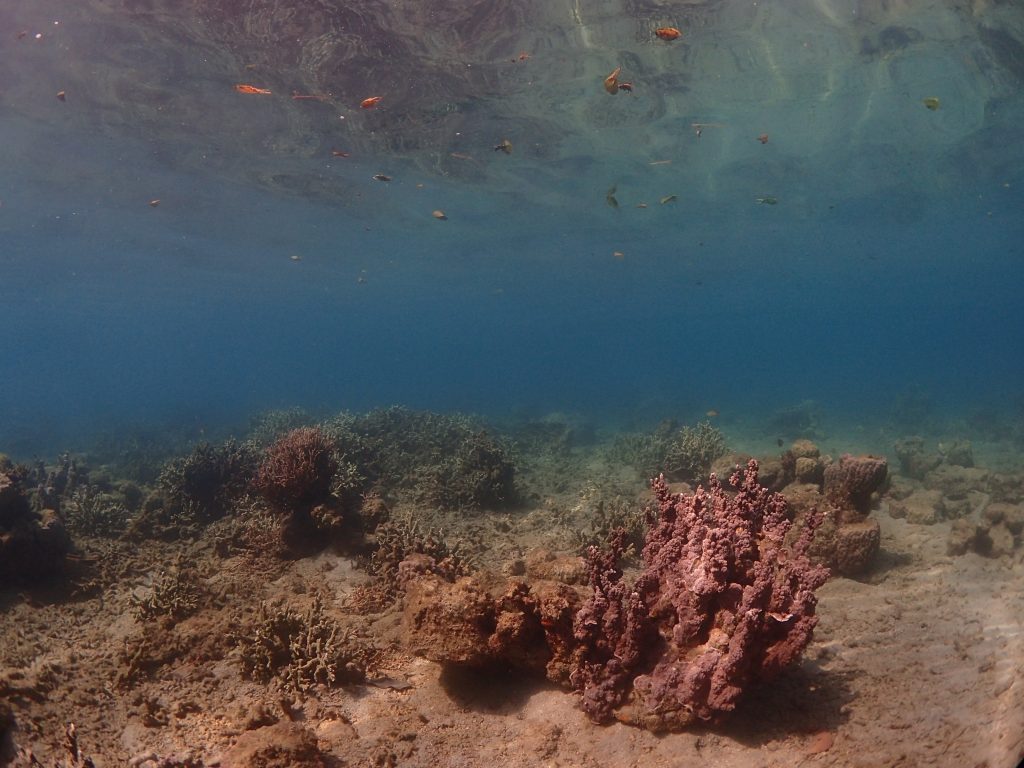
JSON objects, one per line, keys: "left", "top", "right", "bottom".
{"left": 661, "top": 421, "right": 727, "bottom": 484}
{"left": 237, "top": 596, "right": 367, "bottom": 691}
{"left": 571, "top": 459, "right": 829, "bottom": 730}
{"left": 253, "top": 427, "right": 337, "bottom": 512}
{"left": 158, "top": 440, "right": 257, "bottom": 522}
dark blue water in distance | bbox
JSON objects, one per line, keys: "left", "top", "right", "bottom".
{"left": 1, "top": 0, "right": 1023, "bottom": 458}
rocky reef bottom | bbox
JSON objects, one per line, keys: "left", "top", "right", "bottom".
{"left": 1, "top": 414, "right": 1022, "bottom": 768}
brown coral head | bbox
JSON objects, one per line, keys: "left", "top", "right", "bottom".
{"left": 254, "top": 427, "right": 338, "bottom": 512}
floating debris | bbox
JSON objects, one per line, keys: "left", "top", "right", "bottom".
{"left": 233, "top": 84, "right": 272, "bottom": 95}
{"left": 660, "top": 194, "right": 677, "bottom": 205}
{"left": 372, "top": 174, "right": 392, "bottom": 182}
{"left": 655, "top": 27, "right": 682, "bottom": 41}
{"left": 290, "top": 92, "right": 326, "bottom": 101}
{"left": 922, "top": 96, "right": 941, "bottom": 111}
{"left": 756, "top": 196, "right": 778, "bottom": 205}
{"left": 360, "top": 96, "right": 383, "bottom": 109}
{"left": 606, "top": 185, "right": 619, "bottom": 208}
{"left": 432, "top": 210, "right": 448, "bottom": 220}
{"left": 757, "top": 133, "right": 769, "bottom": 144}
{"left": 494, "top": 138, "right": 513, "bottom": 154}
{"left": 603, "top": 67, "right": 621, "bottom": 95}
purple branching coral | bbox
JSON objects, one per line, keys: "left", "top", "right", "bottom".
{"left": 572, "top": 459, "right": 829, "bottom": 731}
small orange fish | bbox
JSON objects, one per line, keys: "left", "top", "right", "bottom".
{"left": 513, "top": 51, "right": 530, "bottom": 62}
{"left": 360, "top": 96, "right": 383, "bottom": 109}
{"left": 655, "top": 27, "right": 681, "bottom": 41}
{"left": 331, "top": 149, "right": 350, "bottom": 158}
{"left": 234, "top": 84, "right": 272, "bottom": 95}
{"left": 604, "top": 67, "right": 621, "bottom": 95}
{"left": 757, "top": 133, "right": 769, "bottom": 144}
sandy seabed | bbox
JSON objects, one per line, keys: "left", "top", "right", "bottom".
{"left": 2, "top": 447, "right": 1023, "bottom": 768}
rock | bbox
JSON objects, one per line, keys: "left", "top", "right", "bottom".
{"left": 790, "top": 439, "right": 820, "bottom": 459}
{"left": 222, "top": 722, "right": 327, "bottom": 768}
{"left": 939, "top": 495, "right": 972, "bottom": 520}
{"left": 824, "top": 454, "right": 888, "bottom": 522}
{"left": 938, "top": 439, "right": 974, "bottom": 468}
{"left": 986, "top": 522, "right": 1016, "bottom": 559}
{"left": 794, "top": 456, "right": 823, "bottom": 485}
{"left": 924, "top": 465, "right": 989, "bottom": 499}
{"left": 989, "top": 473, "right": 1024, "bottom": 504}
{"left": 888, "top": 489, "right": 942, "bottom": 525}
{"left": 400, "top": 572, "right": 497, "bottom": 666}
{"left": 947, "top": 519, "right": 981, "bottom": 556}
{"left": 985, "top": 502, "right": 1024, "bottom": 536}
{"left": 893, "top": 437, "right": 941, "bottom": 480}
{"left": 525, "top": 549, "right": 586, "bottom": 584}
{"left": 834, "top": 519, "right": 880, "bottom": 576}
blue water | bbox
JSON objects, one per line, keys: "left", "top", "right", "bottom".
{"left": 2, "top": 0, "right": 1023, "bottom": 457}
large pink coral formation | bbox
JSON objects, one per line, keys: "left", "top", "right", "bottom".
{"left": 572, "top": 459, "right": 829, "bottom": 730}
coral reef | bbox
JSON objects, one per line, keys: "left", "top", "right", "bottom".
{"left": 399, "top": 460, "right": 829, "bottom": 733}
{"left": 661, "top": 421, "right": 728, "bottom": 484}
{"left": 236, "top": 596, "right": 368, "bottom": 691}
{"left": 0, "top": 462, "right": 71, "bottom": 584}
{"left": 607, "top": 419, "right": 727, "bottom": 483}
{"left": 62, "top": 486, "right": 131, "bottom": 538}
{"left": 323, "top": 407, "right": 517, "bottom": 512}
{"left": 157, "top": 440, "right": 257, "bottom": 522}
{"left": 572, "top": 460, "right": 829, "bottom": 730}
{"left": 823, "top": 454, "right": 888, "bottom": 522}
{"left": 253, "top": 427, "right": 337, "bottom": 512}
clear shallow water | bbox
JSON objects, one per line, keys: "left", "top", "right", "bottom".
{"left": 1, "top": 0, "right": 1023, "bottom": 456}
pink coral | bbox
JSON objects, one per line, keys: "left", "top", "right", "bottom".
{"left": 572, "top": 459, "right": 829, "bottom": 730}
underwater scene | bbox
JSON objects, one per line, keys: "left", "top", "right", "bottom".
{"left": 2, "top": 0, "right": 1024, "bottom": 765}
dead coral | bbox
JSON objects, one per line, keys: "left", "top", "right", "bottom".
{"left": 236, "top": 596, "right": 368, "bottom": 691}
